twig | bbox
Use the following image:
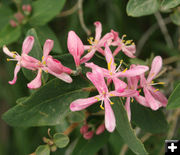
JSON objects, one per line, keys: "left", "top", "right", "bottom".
{"left": 154, "top": 12, "right": 174, "bottom": 48}
{"left": 58, "top": 1, "right": 79, "bottom": 17}
{"left": 78, "top": 0, "right": 91, "bottom": 36}
{"left": 136, "top": 17, "right": 171, "bottom": 56}
{"left": 63, "top": 123, "right": 79, "bottom": 136}
{"left": 163, "top": 55, "right": 180, "bottom": 65}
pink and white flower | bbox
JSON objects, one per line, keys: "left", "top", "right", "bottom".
{"left": 3, "top": 36, "right": 39, "bottom": 85}
{"left": 140, "top": 56, "right": 168, "bottom": 110}
{"left": 70, "top": 64, "right": 138, "bottom": 132}
{"left": 80, "top": 21, "right": 114, "bottom": 64}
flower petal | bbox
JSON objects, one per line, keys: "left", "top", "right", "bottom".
{"left": 67, "top": 31, "right": 84, "bottom": 66}
{"left": 115, "top": 65, "right": 149, "bottom": 78}
{"left": 104, "top": 98, "right": 116, "bottom": 132}
{"left": 104, "top": 44, "right": 116, "bottom": 72}
{"left": 8, "top": 63, "right": 21, "bottom": 85}
{"left": 80, "top": 48, "right": 96, "bottom": 64}
{"left": 98, "top": 32, "right": 114, "bottom": 47}
{"left": 70, "top": 95, "right": 100, "bottom": 111}
{"left": 22, "top": 36, "right": 34, "bottom": 54}
{"left": 3, "top": 46, "right": 16, "bottom": 58}
{"left": 125, "top": 97, "right": 131, "bottom": 121}
{"left": 122, "top": 44, "right": 136, "bottom": 58}
{"left": 110, "top": 89, "right": 138, "bottom": 97}
{"left": 135, "top": 95, "right": 149, "bottom": 107}
{"left": 112, "top": 77, "right": 127, "bottom": 93}
{"left": 143, "top": 87, "right": 161, "bottom": 110}
{"left": 94, "top": 21, "right": 102, "bottom": 41}
{"left": 43, "top": 39, "right": 54, "bottom": 58}
{"left": 27, "top": 69, "right": 42, "bottom": 89}
{"left": 147, "top": 56, "right": 162, "bottom": 83}
{"left": 148, "top": 86, "right": 168, "bottom": 107}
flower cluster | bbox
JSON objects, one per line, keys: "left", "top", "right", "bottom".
{"left": 68, "top": 21, "right": 168, "bottom": 132}
{"left": 3, "top": 21, "right": 168, "bottom": 133}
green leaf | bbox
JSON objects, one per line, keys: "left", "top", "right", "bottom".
{"left": 67, "top": 111, "right": 85, "bottom": 123}
{"left": 112, "top": 98, "right": 148, "bottom": 155}
{"left": 170, "top": 9, "right": 180, "bottom": 26}
{"left": 36, "top": 26, "right": 62, "bottom": 54}
{"left": 2, "top": 76, "right": 90, "bottom": 127}
{"left": 35, "top": 145, "right": 50, "bottom": 155}
{"left": 167, "top": 82, "right": 180, "bottom": 109}
{"left": 131, "top": 102, "right": 168, "bottom": 133}
{"left": 53, "top": 133, "right": 70, "bottom": 148}
{"left": 0, "top": 5, "right": 13, "bottom": 30}
{"left": 161, "top": 0, "right": 180, "bottom": 11}
{"left": 72, "top": 131, "right": 110, "bottom": 155}
{"left": 0, "top": 25, "right": 21, "bottom": 47}
{"left": 126, "top": 0, "right": 159, "bottom": 17}
{"left": 30, "top": 0, "right": 66, "bottom": 26}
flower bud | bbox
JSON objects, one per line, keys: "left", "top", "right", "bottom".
{"left": 96, "top": 124, "right": 105, "bottom": 135}
{"left": 22, "top": 4, "right": 32, "bottom": 14}
{"left": 9, "top": 20, "right": 17, "bottom": 27}
{"left": 14, "top": 12, "right": 24, "bottom": 23}
{"left": 80, "top": 124, "right": 89, "bottom": 134}
{"left": 83, "top": 131, "right": 94, "bottom": 140}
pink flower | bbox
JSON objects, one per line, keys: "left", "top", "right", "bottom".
{"left": 86, "top": 44, "right": 149, "bottom": 93}
{"left": 22, "top": 4, "right": 32, "bottom": 14}
{"left": 111, "top": 30, "right": 136, "bottom": 58}
{"left": 70, "top": 64, "right": 138, "bottom": 132}
{"left": 140, "top": 56, "right": 168, "bottom": 110}
{"left": 3, "top": 36, "right": 39, "bottom": 85}
{"left": 67, "top": 31, "right": 84, "bottom": 67}
{"left": 80, "top": 21, "right": 114, "bottom": 64}
{"left": 9, "top": 20, "right": 17, "bottom": 27}
{"left": 28, "top": 39, "right": 73, "bottom": 89}
{"left": 80, "top": 125, "right": 89, "bottom": 134}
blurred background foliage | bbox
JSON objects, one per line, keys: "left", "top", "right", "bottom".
{"left": 0, "top": 0, "right": 180, "bottom": 155}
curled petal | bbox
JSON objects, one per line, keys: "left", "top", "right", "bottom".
{"left": 94, "top": 21, "right": 102, "bottom": 41}
{"left": 104, "top": 99, "right": 116, "bottom": 132}
{"left": 112, "top": 78, "right": 127, "bottom": 93}
{"left": 86, "top": 67, "right": 108, "bottom": 94}
{"left": 135, "top": 95, "right": 149, "bottom": 107}
{"left": 125, "top": 97, "right": 131, "bottom": 121}
{"left": 147, "top": 56, "right": 162, "bottom": 83}
{"left": 68, "top": 31, "right": 84, "bottom": 66}
{"left": 46, "top": 56, "right": 72, "bottom": 74}
{"left": 104, "top": 44, "right": 116, "bottom": 72}
{"left": 143, "top": 87, "right": 161, "bottom": 110}
{"left": 96, "top": 124, "right": 105, "bottom": 135}
{"left": 43, "top": 39, "right": 54, "bottom": 58}
{"left": 70, "top": 95, "right": 100, "bottom": 111}
{"left": 148, "top": 86, "right": 168, "bottom": 107}
{"left": 122, "top": 44, "right": 136, "bottom": 58}
{"left": 27, "top": 69, "right": 42, "bottom": 89}
{"left": 98, "top": 32, "right": 114, "bottom": 47}
{"left": 44, "top": 67, "right": 72, "bottom": 83}
{"left": 80, "top": 48, "right": 96, "bottom": 64}
{"left": 9, "top": 63, "right": 21, "bottom": 85}
{"left": 115, "top": 65, "right": 149, "bottom": 78}
{"left": 3, "top": 46, "right": 17, "bottom": 58}
{"left": 22, "top": 36, "right": 34, "bottom": 54}
{"left": 113, "top": 46, "right": 121, "bottom": 56}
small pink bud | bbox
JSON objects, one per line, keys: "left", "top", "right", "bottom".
{"left": 80, "top": 125, "right": 89, "bottom": 134}
{"left": 83, "top": 131, "right": 94, "bottom": 140}
{"left": 14, "top": 12, "right": 24, "bottom": 23}
{"left": 96, "top": 124, "right": 105, "bottom": 135}
{"left": 22, "top": 4, "right": 32, "bottom": 15}
{"left": 9, "top": 20, "right": 17, "bottom": 27}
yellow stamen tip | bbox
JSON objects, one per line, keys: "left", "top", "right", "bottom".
{"left": 13, "top": 55, "right": 16, "bottom": 58}
{"left": 100, "top": 105, "right": 104, "bottom": 110}
{"left": 122, "top": 68, "right": 127, "bottom": 73}
{"left": 110, "top": 102, "right": 114, "bottom": 105}
{"left": 154, "top": 89, "right": 159, "bottom": 92}
{"left": 42, "top": 56, "right": 44, "bottom": 60}
{"left": 158, "top": 82, "right": 165, "bottom": 85}
{"left": 109, "top": 93, "right": 115, "bottom": 96}
{"left": 122, "top": 34, "right": 127, "bottom": 38}
{"left": 138, "top": 89, "right": 141, "bottom": 93}
{"left": 131, "top": 98, "right": 134, "bottom": 102}
{"left": 43, "top": 61, "right": 46, "bottom": 65}
{"left": 94, "top": 97, "right": 100, "bottom": 101}
{"left": 7, "top": 58, "right": 10, "bottom": 61}
{"left": 151, "top": 81, "right": 154, "bottom": 84}
{"left": 120, "top": 60, "right": 123, "bottom": 64}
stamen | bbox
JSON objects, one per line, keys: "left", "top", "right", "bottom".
{"left": 42, "top": 56, "right": 44, "bottom": 60}
{"left": 150, "top": 82, "right": 165, "bottom": 86}
{"left": 108, "top": 58, "right": 112, "bottom": 71}
{"left": 125, "top": 40, "right": 133, "bottom": 45}
{"left": 138, "top": 89, "right": 141, "bottom": 93}
{"left": 122, "top": 68, "right": 127, "bottom": 73}
{"left": 131, "top": 98, "right": 134, "bottom": 102}
{"left": 109, "top": 93, "right": 115, "bottom": 96}
{"left": 115, "top": 59, "right": 123, "bottom": 72}
{"left": 87, "top": 37, "right": 94, "bottom": 45}
{"left": 110, "top": 102, "right": 114, "bottom": 105}
{"left": 100, "top": 104, "right": 104, "bottom": 110}
{"left": 154, "top": 89, "right": 159, "bottom": 92}
{"left": 94, "top": 97, "right": 100, "bottom": 101}
{"left": 6, "top": 58, "right": 17, "bottom": 61}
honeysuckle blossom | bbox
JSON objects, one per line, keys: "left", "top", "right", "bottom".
{"left": 28, "top": 39, "right": 73, "bottom": 89}
{"left": 140, "top": 56, "right": 168, "bottom": 110}
{"left": 3, "top": 36, "right": 39, "bottom": 85}
{"left": 70, "top": 64, "right": 138, "bottom": 132}
{"left": 67, "top": 31, "right": 84, "bottom": 67}
{"left": 80, "top": 21, "right": 114, "bottom": 64}
{"left": 111, "top": 30, "right": 136, "bottom": 58}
